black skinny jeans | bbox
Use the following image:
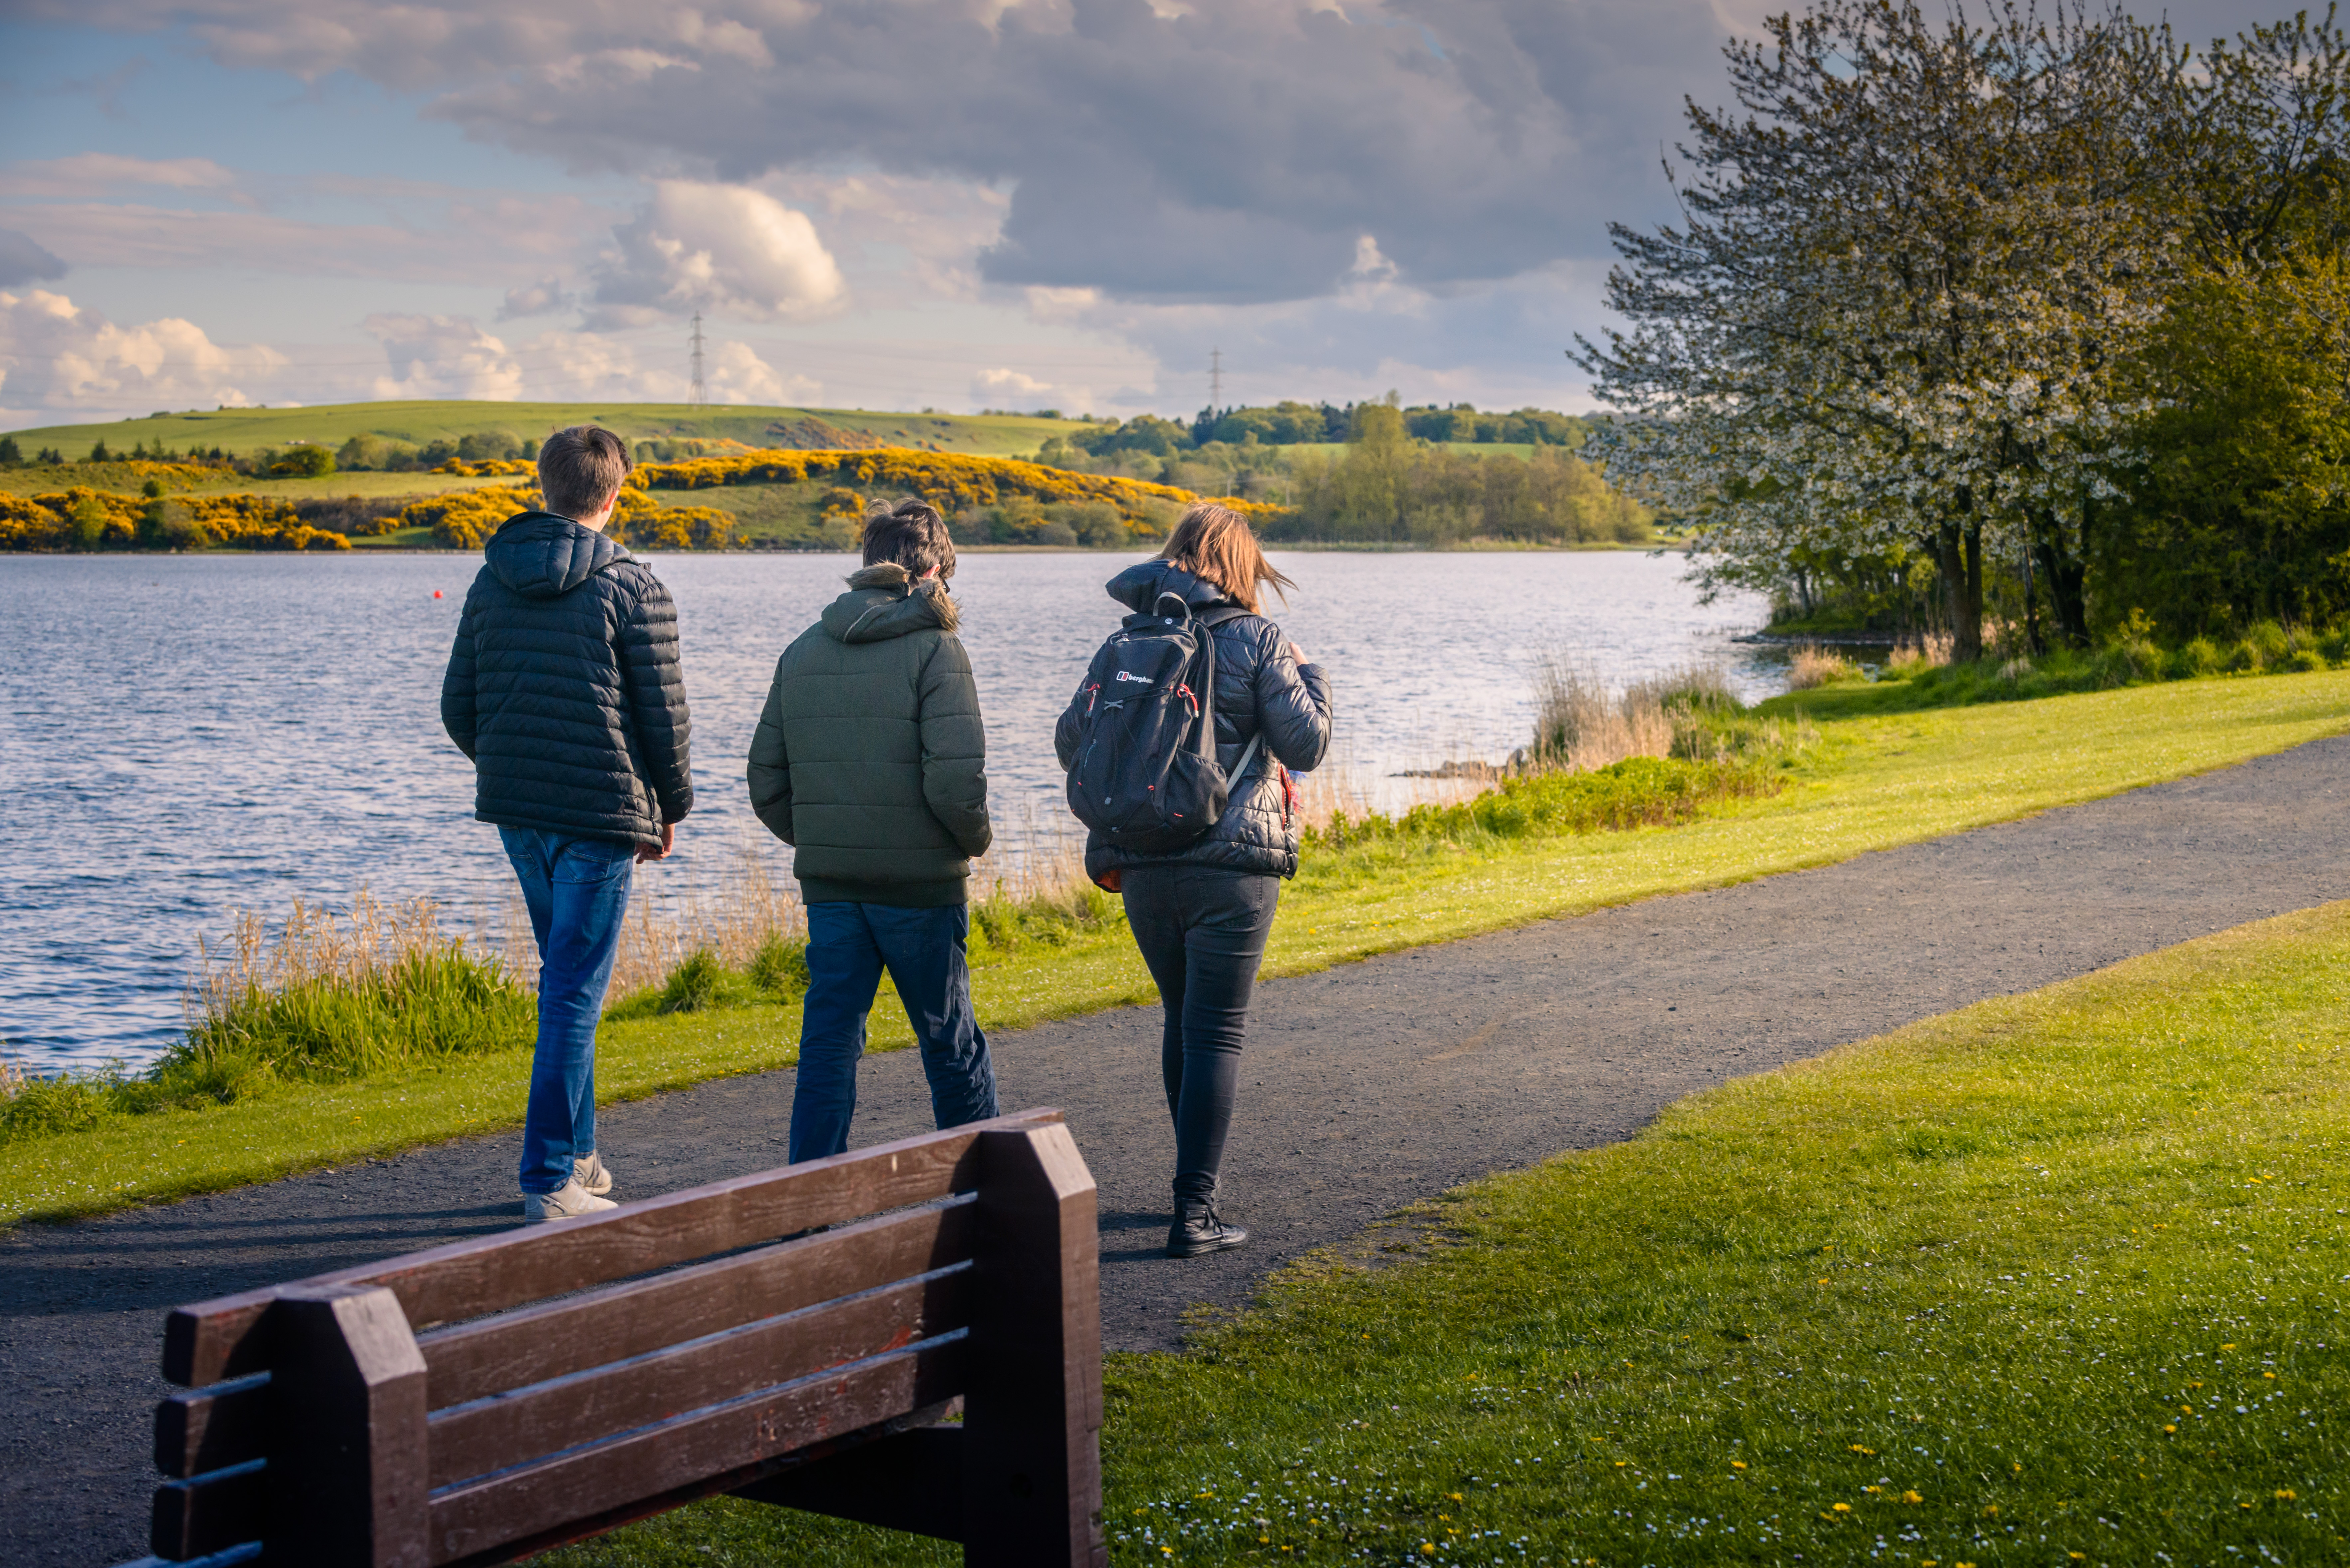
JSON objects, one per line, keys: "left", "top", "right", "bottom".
{"left": 1120, "top": 865, "right": 1280, "bottom": 1206}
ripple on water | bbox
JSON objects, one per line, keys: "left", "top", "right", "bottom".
{"left": 0, "top": 549, "right": 1769, "bottom": 1068}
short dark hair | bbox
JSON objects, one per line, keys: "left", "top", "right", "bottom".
{"left": 861, "top": 496, "right": 956, "bottom": 579}
{"left": 537, "top": 425, "right": 632, "bottom": 519}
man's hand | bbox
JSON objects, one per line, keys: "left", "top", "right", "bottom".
{"left": 638, "top": 822, "right": 674, "bottom": 863}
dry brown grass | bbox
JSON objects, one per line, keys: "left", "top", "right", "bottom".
{"left": 596, "top": 845, "right": 805, "bottom": 1003}
{"left": 1532, "top": 655, "right": 1677, "bottom": 771}
{"left": 1888, "top": 631, "right": 1955, "bottom": 674}
{"left": 1785, "top": 643, "right": 1859, "bottom": 690}
{"left": 190, "top": 890, "right": 490, "bottom": 1027}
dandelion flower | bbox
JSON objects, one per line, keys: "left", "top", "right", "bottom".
{"left": 1833, "top": 1502, "right": 1852, "bottom": 1513}
{"left": 1903, "top": 1490, "right": 1923, "bottom": 1504}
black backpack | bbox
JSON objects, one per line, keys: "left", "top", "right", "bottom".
{"left": 1061, "top": 593, "right": 1262, "bottom": 854}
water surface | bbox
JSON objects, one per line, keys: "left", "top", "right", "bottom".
{"left": 0, "top": 550, "right": 1768, "bottom": 1067}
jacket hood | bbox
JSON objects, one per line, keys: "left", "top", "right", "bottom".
{"left": 820, "top": 561, "right": 960, "bottom": 643}
{"left": 484, "top": 511, "right": 634, "bottom": 598}
{"left": 1105, "top": 560, "right": 1229, "bottom": 616}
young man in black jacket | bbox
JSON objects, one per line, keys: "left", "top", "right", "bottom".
{"left": 441, "top": 425, "right": 693, "bottom": 1222}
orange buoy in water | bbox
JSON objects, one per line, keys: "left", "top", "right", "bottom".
{"left": 432, "top": 590, "right": 444, "bottom": 598}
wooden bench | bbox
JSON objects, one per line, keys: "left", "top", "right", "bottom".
{"left": 119, "top": 1109, "right": 1102, "bottom": 1568}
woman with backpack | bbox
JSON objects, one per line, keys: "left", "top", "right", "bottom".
{"left": 1055, "top": 503, "right": 1333, "bottom": 1257}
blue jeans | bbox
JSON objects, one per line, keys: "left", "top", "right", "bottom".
{"left": 790, "top": 901, "right": 999, "bottom": 1163}
{"left": 501, "top": 827, "right": 636, "bottom": 1194}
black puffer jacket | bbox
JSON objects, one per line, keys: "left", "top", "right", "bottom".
{"left": 1056, "top": 561, "right": 1332, "bottom": 880}
{"left": 441, "top": 511, "right": 693, "bottom": 847}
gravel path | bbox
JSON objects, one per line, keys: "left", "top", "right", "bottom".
{"left": 9, "top": 735, "right": 2349, "bottom": 1563}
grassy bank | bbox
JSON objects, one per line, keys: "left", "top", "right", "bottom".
{"left": 541, "top": 900, "right": 2350, "bottom": 1567}
{"left": 2, "top": 668, "right": 2347, "bottom": 1223}
{"left": 1, "top": 401, "right": 1076, "bottom": 461}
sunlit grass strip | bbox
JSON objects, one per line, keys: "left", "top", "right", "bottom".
{"left": 4, "top": 669, "right": 2349, "bottom": 1224}
{"left": 0, "top": 894, "right": 531, "bottom": 1149}
{"left": 540, "top": 902, "right": 2350, "bottom": 1568}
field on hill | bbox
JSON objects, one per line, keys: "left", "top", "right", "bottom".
{"left": 3, "top": 400, "right": 1076, "bottom": 461}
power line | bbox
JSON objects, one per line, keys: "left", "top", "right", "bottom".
{"left": 688, "top": 313, "right": 708, "bottom": 410}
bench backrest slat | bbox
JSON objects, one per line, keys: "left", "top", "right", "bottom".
{"left": 150, "top": 1459, "right": 264, "bottom": 1561}
{"left": 156, "top": 1374, "right": 268, "bottom": 1480}
{"left": 419, "top": 1193, "right": 976, "bottom": 1411}
{"left": 163, "top": 1110, "right": 1059, "bottom": 1388}
{"left": 425, "top": 1262, "right": 972, "bottom": 1492}
{"left": 426, "top": 1334, "right": 967, "bottom": 1564}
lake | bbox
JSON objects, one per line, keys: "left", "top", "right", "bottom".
{"left": 0, "top": 549, "right": 1771, "bottom": 1069}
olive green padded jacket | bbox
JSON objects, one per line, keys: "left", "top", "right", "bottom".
{"left": 746, "top": 563, "right": 990, "bottom": 906}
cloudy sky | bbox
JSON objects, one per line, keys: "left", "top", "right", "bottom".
{"left": 0, "top": 0, "right": 2260, "bottom": 428}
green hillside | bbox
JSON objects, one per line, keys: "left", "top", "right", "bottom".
{"left": 4, "top": 400, "right": 1079, "bottom": 460}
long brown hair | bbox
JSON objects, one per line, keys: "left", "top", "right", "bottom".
{"left": 1159, "top": 503, "right": 1295, "bottom": 614}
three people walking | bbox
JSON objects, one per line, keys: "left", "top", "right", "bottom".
{"left": 440, "top": 425, "right": 693, "bottom": 1222}
{"left": 443, "top": 449, "right": 1329, "bottom": 1259}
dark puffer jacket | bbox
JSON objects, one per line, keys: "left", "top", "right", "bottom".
{"left": 746, "top": 563, "right": 990, "bottom": 907}
{"left": 1056, "top": 561, "right": 1332, "bottom": 881}
{"left": 440, "top": 511, "right": 693, "bottom": 847}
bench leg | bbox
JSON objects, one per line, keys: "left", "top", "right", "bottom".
{"left": 963, "top": 1124, "right": 1105, "bottom": 1568}
{"left": 268, "top": 1285, "right": 430, "bottom": 1567}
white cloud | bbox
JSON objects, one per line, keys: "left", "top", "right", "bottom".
{"left": 590, "top": 181, "right": 844, "bottom": 325}
{"left": 499, "top": 276, "right": 575, "bottom": 319}
{"left": 0, "top": 193, "right": 601, "bottom": 282}
{"left": 971, "top": 365, "right": 1090, "bottom": 413}
{"left": 362, "top": 313, "right": 812, "bottom": 404}
{"left": 0, "top": 288, "right": 284, "bottom": 415}
{"left": 0, "top": 154, "right": 240, "bottom": 198}
{"left": 366, "top": 314, "right": 526, "bottom": 400}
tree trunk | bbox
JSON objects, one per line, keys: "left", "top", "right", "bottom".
{"left": 2031, "top": 509, "right": 2090, "bottom": 648}
{"left": 1935, "top": 518, "right": 1986, "bottom": 662}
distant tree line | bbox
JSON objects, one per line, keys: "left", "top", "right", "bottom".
{"left": 1270, "top": 403, "right": 1650, "bottom": 547}
{"left": 1580, "top": 1, "right": 2350, "bottom": 658}
{"left": 336, "top": 430, "right": 539, "bottom": 472}
{"left": 1045, "top": 399, "right": 1585, "bottom": 461}
{"left": 1029, "top": 395, "right": 1644, "bottom": 548}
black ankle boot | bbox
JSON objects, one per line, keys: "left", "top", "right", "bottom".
{"left": 1167, "top": 1200, "right": 1248, "bottom": 1258}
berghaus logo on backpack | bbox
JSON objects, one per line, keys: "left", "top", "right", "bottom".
{"left": 1061, "top": 592, "right": 1255, "bottom": 854}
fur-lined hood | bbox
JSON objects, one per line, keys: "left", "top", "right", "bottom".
{"left": 821, "top": 560, "right": 960, "bottom": 642}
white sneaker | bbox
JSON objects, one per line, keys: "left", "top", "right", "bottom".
{"left": 573, "top": 1152, "right": 614, "bottom": 1196}
{"left": 522, "top": 1180, "right": 616, "bottom": 1223}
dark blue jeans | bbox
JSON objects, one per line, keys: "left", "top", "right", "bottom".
{"left": 790, "top": 901, "right": 1000, "bottom": 1163}
{"left": 1120, "top": 866, "right": 1280, "bottom": 1205}
{"left": 501, "top": 827, "right": 636, "bottom": 1195}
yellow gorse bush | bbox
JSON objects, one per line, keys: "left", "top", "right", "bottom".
{"left": 432, "top": 457, "right": 537, "bottom": 478}
{"left": 397, "top": 483, "right": 738, "bottom": 551}
{"left": 0, "top": 488, "right": 349, "bottom": 551}
{"left": 631, "top": 445, "right": 1277, "bottom": 527}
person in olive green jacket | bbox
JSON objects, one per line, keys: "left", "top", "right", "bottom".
{"left": 747, "top": 498, "right": 998, "bottom": 1160}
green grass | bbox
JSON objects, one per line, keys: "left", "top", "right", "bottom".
{"left": 3, "top": 400, "right": 1079, "bottom": 461}
{"left": 540, "top": 899, "right": 2350, "bottom": 1568}
{"left": 3, "top": 668, "right": 2347, "bottom": 1223}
